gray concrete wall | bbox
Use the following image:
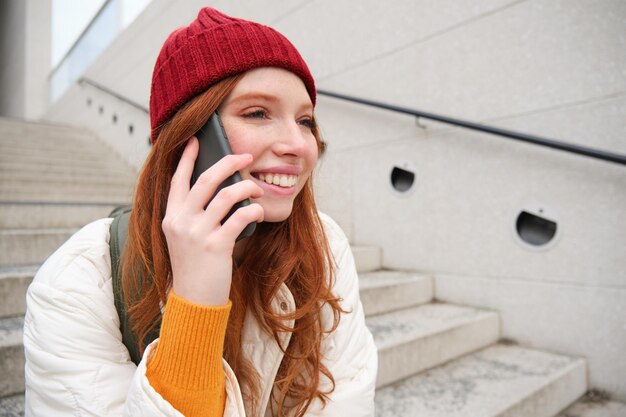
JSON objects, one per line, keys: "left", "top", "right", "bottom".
{"left": 43, "top": 0, "right": 626, "bottom": 400}
{"left": 305, "top": 0, "right": 626, "bottom": 400}
{"left": 45, "top": 81, "right": 151, "bottom": 169}
{"left": 23, "top": 0, "right": 51, "bottom": 119}
{"left": 0, "top": 0, "right": 50, "bottom": 120}
{"left": 0, "top": 0, "right": 27, "bottom": 118}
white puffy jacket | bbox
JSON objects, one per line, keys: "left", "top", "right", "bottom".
{"left": 23, "top": 212, "right": 377, "bottom": 416}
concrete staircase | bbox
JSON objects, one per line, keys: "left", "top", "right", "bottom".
{"left": 1, "top": 118, "right": 625, "bottom": 416}
{"left": 0, "top": 118, "right": 135, "bottom": 269}
{"left": 354, "top": 252, "right": 583, "bottom": 417}
{"left": 355, "top": 256, "right": 625, "bottom": 416}
{"left": 0, "top": 117, "right": 136, "bottom": 414}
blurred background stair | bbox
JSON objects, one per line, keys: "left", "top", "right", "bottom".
{"left": 0, "top": 117, "right": 136, "bottom": 415}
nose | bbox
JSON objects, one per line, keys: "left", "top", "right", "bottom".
{"left": 272, "top": 120, "right": 311, "bottom": 157}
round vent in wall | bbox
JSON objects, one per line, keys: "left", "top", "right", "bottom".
{"left": 390, "top": 162, "right": 415, "bottom": 194}
{"left": 513, "top": 203, "right": 560, "bottom": 250}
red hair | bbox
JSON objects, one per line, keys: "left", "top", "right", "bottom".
{"left": 122, "top": 74, "right": 342, "bottom": 416}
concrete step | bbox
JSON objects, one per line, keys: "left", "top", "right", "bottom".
{"left": 557, "top": 393, "right": 626, "bottom": 417}
{"left": 0, "top": 121, "right": 95, "bottom": 146}
{"left": 375, "top": 343, "right": 586, "bottom": 417}
{"left": 0, "top": 228, "right": 76, "bottom": 267}
{"left": 0, "top": 316, "right": 24, "bottom": 399}
{"left": 352, "top": 245, "right": 382, "bottom": 273}
{"left": 0, "top": 158, "right": 134, "bottom": 175}
{"left": 367, "top": 302, "right": 499, "bottom": 388}
{"left": 0, "top": 393, "right": 23, "bottom": 417}
{"left": 0, "top": 161, "right": 134, "bottom": 178}
{"left": 0, "top": 119, "right": 102, "bottom": 142}
{"left": 0, "top": 178, "right": 135, "bottom": 199}
{"left": 0, "top": 132, "right": 106, "bottom": 149}
{"left": 0, "top": 118, "right": 134, "bottom": 180}
{"left": 359, "top": 270, "right": 433, "bottom": 316}
{"left": 0, "top": 192, "right": 132, "bottom": 204}
{"left": 0, "top": 266, "right": 38, "bottom": 318}
{"left": 0, "top": 133, "right": 95, "bottom": 149}
{"left": 0, "top": 153, "right": 135, "bottom": 171}
{"left": 0, "top": 183, "right": 134, "bottom": 202}
{"left": 1, "top": 261, "right": 426, "bottom": 320}
{"left": 0, "top": 148, "right": 125, "bottom": 167}
{"left": 0, "top": 127, "right": 94, "bottom": 140}
{"left": 0, "top": 182, "right": 132, "bottom": 199}
{"left": 2, "top": 356, "right": 611, "bottom": 417}
{"left": 0, "top": 124, "right": 93, "bottom": 140}
{"left": 2, "top": 302, "right": 498, "bottom": 405}
{"left": 1, "top": 175, "right": 134, "bottom": 188}
{"left": 0, "top": 202, "right": 119, "bottom": 229}
{"left": 0, "top": 133, "right": 126, "bottom": 159}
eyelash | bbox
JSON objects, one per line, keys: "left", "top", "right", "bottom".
{"left": 298, "top": 118, "right": 316, "bottom": 130}
{"left": 242, "top": 110, "right": 316, "bottom": 130}
{"left": 243, "top": 109, "right": 267, "bottom": 119}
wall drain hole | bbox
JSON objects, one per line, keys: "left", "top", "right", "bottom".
{"left": 516, "top": 211, "right": 557, "bottom": 246}
{"left": 391, "top": 166, "right": 415, "bottom": 192}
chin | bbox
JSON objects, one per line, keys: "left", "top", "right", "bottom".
{"left": 259, "top": 202, "right": 294, "bottom": 223}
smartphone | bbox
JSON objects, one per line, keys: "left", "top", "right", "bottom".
{"left": 191, "top": 112, "right": 256, "bottom": 241}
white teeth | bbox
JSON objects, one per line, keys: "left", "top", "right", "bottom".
{"left": 257, "top": 173, "right": 297, "bottom": 188}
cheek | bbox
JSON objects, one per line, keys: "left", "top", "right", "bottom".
{"left": 306, "top": 141, "right": 319, "bottom": 168}
{"left": 298, "top": 145, "right": 318, "bottom": 188}
{"left": 226, "top": 127, "right": 257, "bottom": 156}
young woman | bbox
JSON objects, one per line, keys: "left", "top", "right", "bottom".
{"left": 24, "top": 7, "right": 377, "bottom": 417}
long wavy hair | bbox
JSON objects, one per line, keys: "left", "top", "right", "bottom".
{"left": 121, "top": 74, "right": 344, "bottom": 416}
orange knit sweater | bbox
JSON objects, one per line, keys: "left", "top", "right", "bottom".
{"left": 146, "top": 291, "right": 232, "bottom": 417}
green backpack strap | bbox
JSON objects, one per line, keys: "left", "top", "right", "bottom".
{"left": 109, "top": 206, "right": 159, "bottom": 365}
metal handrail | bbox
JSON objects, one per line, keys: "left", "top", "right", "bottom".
{"left": 317, "top": 89, "right": 626, "bottom": 166}
{"left": 72, "top": 80, "right": 626, "bottom": 165}
{"left": 78, "top": 77, "right": 149, "bottom": 114}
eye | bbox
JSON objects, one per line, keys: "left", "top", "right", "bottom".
{"left": 242, "top": 109, "right": 268, "bottom": 119}
{"left": 298, "top": 117, "right": 316, "bottom": 130}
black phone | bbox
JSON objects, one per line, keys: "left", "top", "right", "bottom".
{"left": 191, "top": 112, "right": 256, "bottom": 241}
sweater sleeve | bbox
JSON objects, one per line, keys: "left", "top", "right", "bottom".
{"left": 146, "top": 291, "right": 232, "bottom": 417}
{"left": 23, "top": 218, "right": 246, "bottom": 417}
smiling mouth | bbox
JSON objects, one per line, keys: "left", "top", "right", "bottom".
{"left": 254, "top": 173, "right": 298, "bottom": 188}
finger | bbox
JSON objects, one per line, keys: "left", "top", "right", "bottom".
{"left": 167, "top": 137, "right": 199, "bottom": 212}
{"left": 187, "top": 153, "right": 253, "bottom": 210}
{"left": 218, "top": 203, "right": 264, "bottom": 242}
{"left": 204, "top": 179, "right": 264, "bottom": 225}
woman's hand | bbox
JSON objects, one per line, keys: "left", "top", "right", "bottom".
{"left": 162, "top": 137, "right": 264, "bottom": 306}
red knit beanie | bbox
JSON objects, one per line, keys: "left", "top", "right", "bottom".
{"left": 149, "top": 7, "right": 316, "bottom": 141}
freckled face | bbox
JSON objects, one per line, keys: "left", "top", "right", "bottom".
{"left": 218, "top": 67, "right": 319, "bottom": 222}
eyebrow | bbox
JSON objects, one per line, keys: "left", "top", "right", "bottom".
{"left": 228, "top": 92, "right": 313, "bottom": 111}
{"left": 228, "top": 92, "right": 279, "bottom": 105}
